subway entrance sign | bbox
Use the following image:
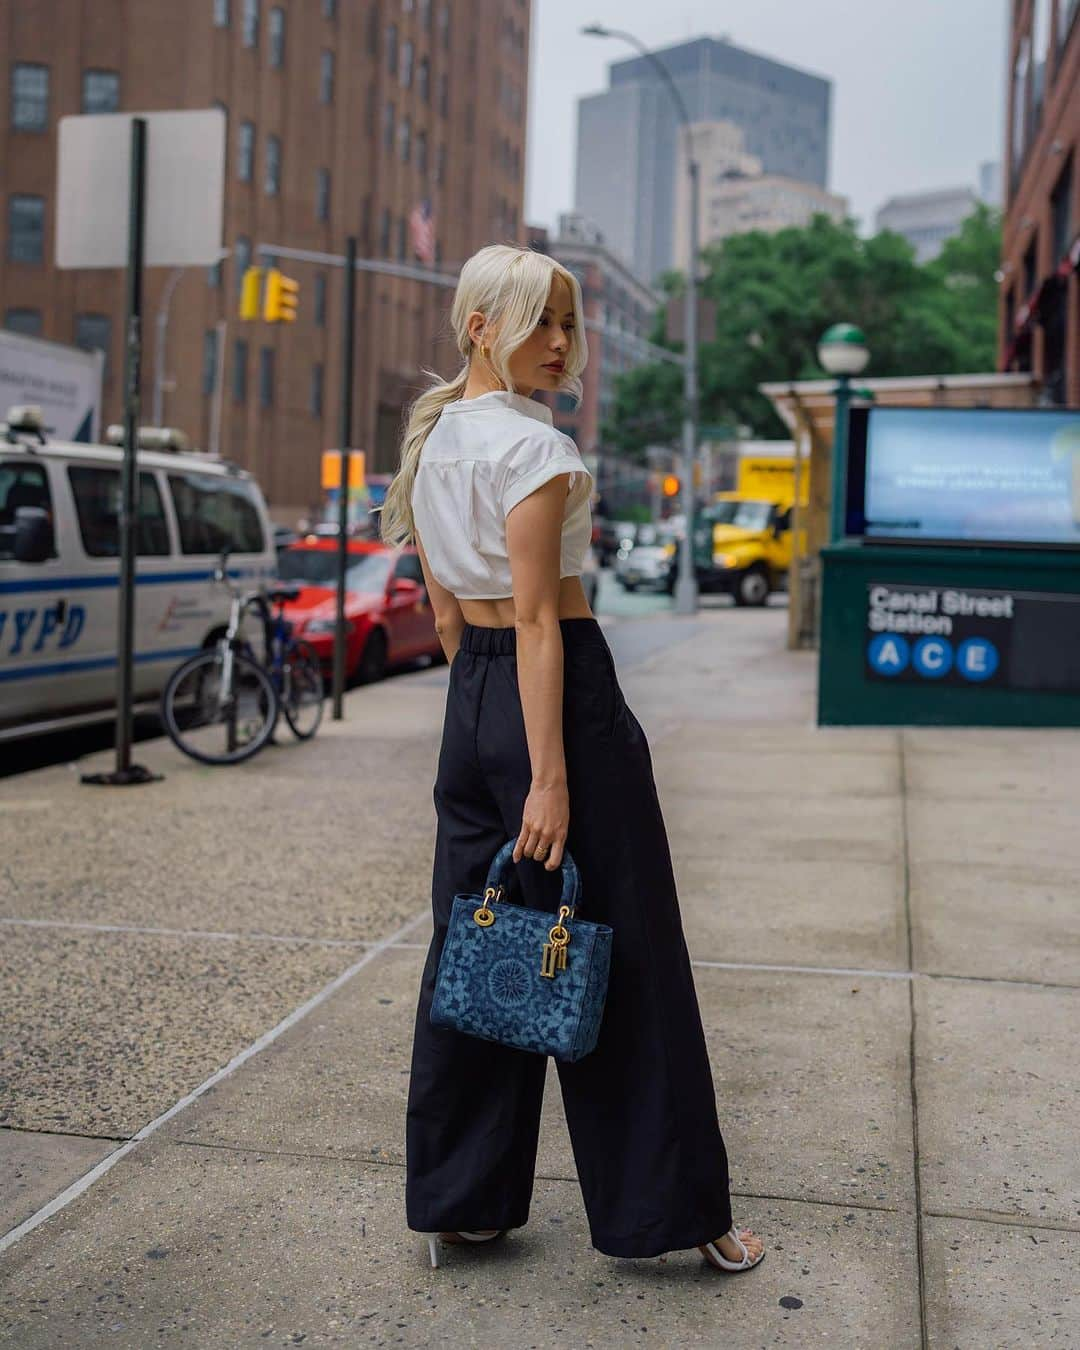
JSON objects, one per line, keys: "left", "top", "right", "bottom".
{"left": 819, "top": 404, "right": 1080, "bottom": 727}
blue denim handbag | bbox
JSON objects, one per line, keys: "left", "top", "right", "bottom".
{"left": 430, "top": 839, "right": 613, "bottom": 1063}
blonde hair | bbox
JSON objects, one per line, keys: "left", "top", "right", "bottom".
{"left": 379, "top": 243, "right": 588, "bottom": 546}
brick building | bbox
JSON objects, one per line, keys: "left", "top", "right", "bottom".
{"left": 1000, "top": 0, "right": 1079, "bottom": 406}
{"left": 1, "top": 0, "right": 530, "bottom": 520}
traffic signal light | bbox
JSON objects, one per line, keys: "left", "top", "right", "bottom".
{"left": 239, "top": 266, "right": 263, "bottom": 321}
{"left": 662, "top": 473, "right": 680, "bottom": 497}
{"left": 264, "top": 268, "right": 299, "bottom": 322}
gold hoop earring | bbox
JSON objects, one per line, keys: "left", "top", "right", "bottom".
{"left": 480, "top": 344, "right": 489, "bottom": 359}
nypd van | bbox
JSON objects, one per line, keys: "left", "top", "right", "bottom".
{"left": 0, "top": 406, "right": 276, "bottom": 740}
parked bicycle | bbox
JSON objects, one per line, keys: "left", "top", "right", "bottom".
{"left": 161, "top": 553, "right": 325, "bottom": 765}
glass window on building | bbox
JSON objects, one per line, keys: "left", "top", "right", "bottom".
{"left": 320, "top": 49, "right": 334, "bottom": 103}
{"left": 74, "top": 314, "right": 111, "bottom": 379}
{"left": 69, "top": 467, "right": 170, "bottom": 558}
{"left": 269, "top": 7, "right": 285, "bottom": 66}
{"left": 239, "top": 120, "right": 255, "bottom": 181}
{"left": 400, "top": 39, "right": 413, "bottom": 87}
{"left": 314, "top": 273, "right": 327, "bottom": 326}
{"left": 234, "top": 235, "right": 252, "bottom": 293}
{"left": 3, "top": 308, "right": 42, "bottom": 337}
{"left": 416, "top": 130, "right": 428, "bottom": 174}
{"left": 384, "top": 101, "right": 395, "bottom": 150}
{"left": 1023, "top": 232, "right": 1038, "bottom": 296}
{"left": 242, "top": 0, "right": 259, "bottom": 47}
{"left": 310, "top": 363, "right": 324, "bottom": 417}
{"left": 418, "top": 56, "right": 430, "bottom": 102}
{"left": 438, "top": 72, "right": 449, "bottom": 117}
{"left": 438, "top": 3, "right": 450, "bottom": 50}
{"left": 1051, "top": 152, "right": 1073, "bottom": 262}
{"left": 420, "top": 0, "right": 432, "bottom": 29}
{"left": 435, "top": 143, "right": 446, "bottom": 184}
{"left": 233, "top": 338, "right": 248, "bottom": 403}
{"left": 12, "top": 64, "right": 49, "bottom": 132}
{"left": 82, "top": 70, "right": 120, "bottom": 114}
{"left": 202, "top": 328, "right": 219, "bottom": 395}
{"left": 214, "top": 0, "right": 230, "bottom": 26}
{"left": 316, "top": 168, "right": 331, "bottom": 222}
{"left": 387, "top": 23, "right": 398, "bottom": 73}
{"left": 259, "top": 346, "right": 274, "bottom": 406}
{"left": 396, "top": 216, "right": 406, "bottom": 260}
{"left": 399, "top": 116, "right": 411, "bottom": 163}
{"left": 265, "top": 134, "right": 281, "bottom": 195}
{"left": 379, "top": 208, "right": 391, "bottom": 255}
{"left": 323, "top": 0, "right": 336, "bottom": 16}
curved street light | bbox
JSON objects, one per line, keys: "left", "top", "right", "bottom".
{"left": 582, "top": 23, "right": 700, "bottom": 615}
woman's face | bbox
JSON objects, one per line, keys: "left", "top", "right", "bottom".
{"left": 474, "top": 273, "right": 576, "bottom": 397}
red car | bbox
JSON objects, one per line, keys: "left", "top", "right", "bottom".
{"left": 275, "top": 538, "right": 443, "bottom": 683}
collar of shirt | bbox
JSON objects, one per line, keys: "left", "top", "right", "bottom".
{"left": 440, "top": 389, "right": 554, "bottom": 428}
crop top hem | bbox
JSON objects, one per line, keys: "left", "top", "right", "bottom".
{"left": 452, "top": 569, "right": 586, "bottom": 601}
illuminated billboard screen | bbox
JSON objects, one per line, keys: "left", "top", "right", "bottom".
{"left": 845, "top": 406, "right": 1080, "bottom": 548}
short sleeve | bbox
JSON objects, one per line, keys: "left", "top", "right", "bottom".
{"left": 500, "top": 432, "right": 588, "bottom": 517}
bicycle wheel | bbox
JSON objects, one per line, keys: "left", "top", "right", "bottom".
{"left": 161, "top": 647, "right": 279, "bottom": 765}
{"left": 281, "top": 639, "right": 325, "bottom": 740}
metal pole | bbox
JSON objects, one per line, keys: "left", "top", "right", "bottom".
{"left": 332, "top": 235, "right": 358, "bottom": 720}
{"left": 674, "top": 143, "right": 700, "bottom": 615}
{"left": 152, "top": 267, "right": 184, "bottom": 425}
{"left": 209, "top": 317, "right": 227, "bottom": 456}
{"left": 84, "top": 117, "right": 158, "bottom": 786}
{"left": 828, "top": 374, "right": 852, "bottom": 544}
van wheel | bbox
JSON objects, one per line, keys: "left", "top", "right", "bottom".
{"left": 734, "top": 565, "right": 770, "bottom": 607}
{"left": 354, "top": 628, "right": 388, "bottom": 684}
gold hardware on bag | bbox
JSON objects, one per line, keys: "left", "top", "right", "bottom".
{"left": 540, "top": 906, "right": 572, "bottom": 978}
{"left": 474, "top": 884, "right": 503, "bottom": 928}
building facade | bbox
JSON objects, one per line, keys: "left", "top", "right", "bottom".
{"left": 1, "top": 0, "right": 530, "bottom": 520}
{"left": 527, "top": 214, "right": 659, "bottom": 492}
{"left": 575, "top": 36, "right": 832, "bottom": 286}
{"left": 1000, "top": 0, "right": 1079, "bottom": 406}
{"left": 672, "top": 121, "right": 846, "bottom": 266}
{"left": 874, "top": 187, "right": 981, "bottom": 264}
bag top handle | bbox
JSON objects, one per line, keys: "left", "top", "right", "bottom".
{"left": 484, "top": 838, "right": 581, "bottom": 911}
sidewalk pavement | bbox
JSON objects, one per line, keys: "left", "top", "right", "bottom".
{"left": 1, "top": 605, "right": 1078, "bottom": 1348}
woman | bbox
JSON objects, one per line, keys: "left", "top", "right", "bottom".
{"left": 380, "top": 243, "right": 765, "bottom": 1275}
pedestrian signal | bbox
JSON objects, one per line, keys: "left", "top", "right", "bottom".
{"left": 662, "top": 473, "right": 680, "bottom": 497}
{"left": 239, "top": 266, "right": 264, "bottom": 321}
{"left": 264, "top": 268, "right": 299, "bottom": 322}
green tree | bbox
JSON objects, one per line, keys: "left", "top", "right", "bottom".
{"left": 604, "top": 207, "right": 1002, "bottom": 452}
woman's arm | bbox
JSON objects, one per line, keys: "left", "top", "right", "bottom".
{"left": 505, "top": 474, "right": 574, "bottom": 872}
{"left": 414, "top": 536, "right": 465, "bottom": 665}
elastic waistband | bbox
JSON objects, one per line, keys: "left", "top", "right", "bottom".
{"left": 459, "top": 617, "right": 603, "bottom": 655}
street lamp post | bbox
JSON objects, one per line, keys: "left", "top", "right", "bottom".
{"left": 817, "top": 324, "right": 870, "bottom": 545}
{"left": 582, "top": 23, "right": 699, "bottom": 614}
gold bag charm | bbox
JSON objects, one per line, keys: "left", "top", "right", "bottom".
{"left": 540, "top": 907, "right": 572, "bottom": 979}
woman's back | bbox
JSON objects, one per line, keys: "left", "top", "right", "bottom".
{"left": 411, "top": 389, "right": 594, "bottom": 612}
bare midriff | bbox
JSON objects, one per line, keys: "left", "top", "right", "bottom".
{"left": 458, "top": 575, "right": 594, "bottom": 628}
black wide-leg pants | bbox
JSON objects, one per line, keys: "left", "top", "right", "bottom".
{"left": 405, "top": 618, "right": 733, "bottom": 1258}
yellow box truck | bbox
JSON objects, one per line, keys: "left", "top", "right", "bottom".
{"left": 692, "top": 442, "right": 807, "bottom": 606}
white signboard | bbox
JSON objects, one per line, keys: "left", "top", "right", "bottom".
{"left": 56, "top": 109, "right": 225, "bottom": 269}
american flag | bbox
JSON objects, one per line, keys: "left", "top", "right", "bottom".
{"left": 409, "top": 199, "right": 436, "bottom": 265}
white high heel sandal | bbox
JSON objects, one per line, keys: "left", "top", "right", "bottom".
{"left": 426, "top": 1230, "right": 503, "bottom": 1268}
{"left": 699, "top": 1226, "right": 766, "bottom": 1274}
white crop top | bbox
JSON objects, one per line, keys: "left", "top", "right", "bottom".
{"left": 410, "top": 389, "right": 594, "bottom": 599}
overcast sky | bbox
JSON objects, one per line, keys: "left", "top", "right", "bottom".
{"left": 524, "top": 0, "right": 1009, "bottom": 237}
